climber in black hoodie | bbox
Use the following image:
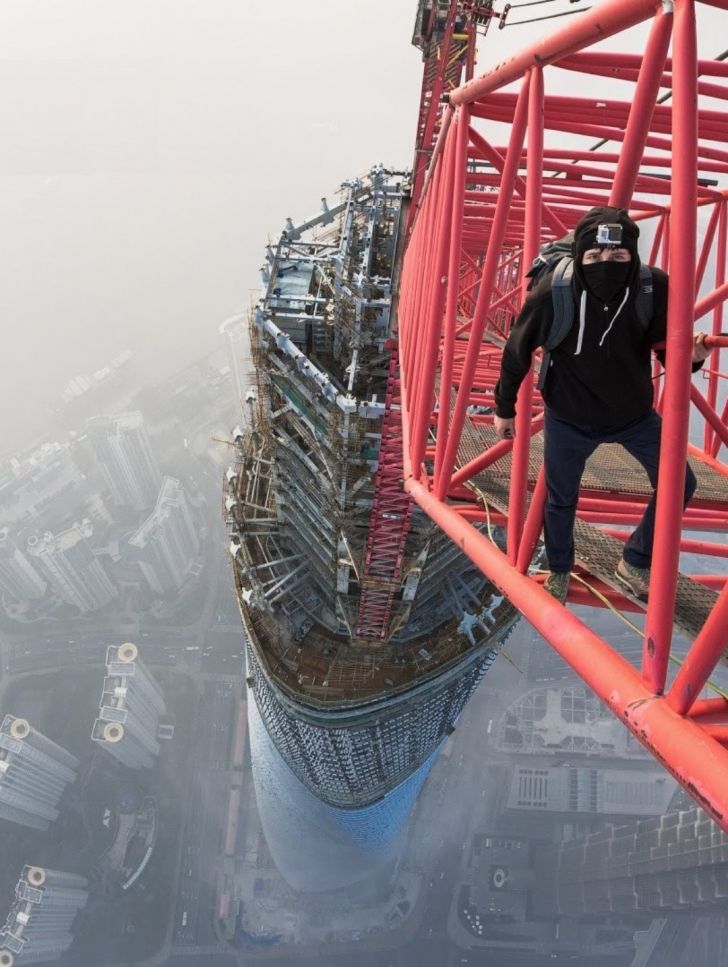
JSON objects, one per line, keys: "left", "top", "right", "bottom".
{"left": 493, "top": 206, "right": 711, "bottom": 603}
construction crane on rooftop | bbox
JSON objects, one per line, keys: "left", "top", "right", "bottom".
{"left": 373, "top": 0, "right": 728, "bottom": 829}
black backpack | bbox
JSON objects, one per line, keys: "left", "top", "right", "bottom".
{"left": 525, "top": 233, "right": 654, "bottom": 390}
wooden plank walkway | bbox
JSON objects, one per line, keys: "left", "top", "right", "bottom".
{"left": 457, "top": 420, "right": 723, "bottom": 641}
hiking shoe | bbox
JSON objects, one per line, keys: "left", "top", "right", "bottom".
{"left": 615, "top": 559, "right": 650, "bottom": 601}
{"left": 544, "top": 571, "right": 570, "bottom": 604}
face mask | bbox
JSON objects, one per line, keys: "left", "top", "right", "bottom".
{"left": 582, "top": 260, "right": 631, "bottom": 302}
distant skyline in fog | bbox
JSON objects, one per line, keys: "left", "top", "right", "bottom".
{"left": 0, "top": 0, "right": 422, "bottom": 450}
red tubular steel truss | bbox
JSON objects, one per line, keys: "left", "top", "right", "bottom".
{"left": 410, "top": 2, "right": 489, "bottom": 219}
{"left": 397, "top": 0, "right": 728, "bottom": 827}
{"left": 355, "top": 4, "right": 486, "bottom": 639}
{"left": 356, "top": 350, "right": 414, "bottom": 638}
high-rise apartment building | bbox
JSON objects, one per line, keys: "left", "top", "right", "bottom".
{"left": 2, "top": 442, "right": 85, "bottom": 523}
{"left": 86, "top": 411, "right": 161, "bottom": 511}
{"left": 219, "top": 314, "right": 254, "bottom": 419}
{"left": 91, "top": 643, "right": 167, "bottom": 770}
{"left": 532, "top": 805, "right": 728, "bottom": 918}
{"left": 505, "top": 763, "right": 676, "bottom": 818}
{"left": 0, "top": 530, "right": 46, "bottom": 602}
{"left": 0, "top": 866, "right": 88, "bottom": 965}
{"left": 129, "top": 477, "right": 199, "bottom": 594}
{"left": 26, "top": 520, "right": 116, "bottom": 614}
{"left": 0, "top": 716, "right": 78, "bottom": 831}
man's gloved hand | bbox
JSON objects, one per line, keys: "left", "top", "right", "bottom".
{"left": 692, "top": 332, "right": 711, "bottom": 363}
{"left": 494, "top": 415, "right": 515, "bottom": 439}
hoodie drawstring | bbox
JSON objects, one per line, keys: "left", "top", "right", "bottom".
{"left": 573, "top": 287, "right": 630, "bottom": 356}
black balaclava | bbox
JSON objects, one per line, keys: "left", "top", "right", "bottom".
{"left": 572, "top": 206, "right": 641, "bottom": 302}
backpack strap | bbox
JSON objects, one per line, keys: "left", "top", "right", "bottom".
{"left": 545, "top": 257, "right": 575, "bottom": 350}
{"left": 537, "top": 257, "right": 575, "bottom": 391}
{"left": 635, "top": 265, "right": 653, "bottom": 332}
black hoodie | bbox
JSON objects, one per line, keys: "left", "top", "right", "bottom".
{"left": 495, "top": 207, "right": 669, "bottom": 429}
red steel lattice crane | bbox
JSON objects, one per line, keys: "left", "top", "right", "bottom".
{"left": 391, "top": 0, "right": 728, "bottom": 829}
{"left": 355, "top": 3, "right": 486, "bottom": 639}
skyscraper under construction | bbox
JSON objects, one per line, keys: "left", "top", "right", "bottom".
{"left": 532, "top": 805, "right": 728, "bottom": 918}
{"left": 226, "top": 163, "right": 519, "bottom": 889}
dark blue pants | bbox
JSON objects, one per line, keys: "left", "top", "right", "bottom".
{"left": 543, "top": 409, "right": 697, "bottom": 573}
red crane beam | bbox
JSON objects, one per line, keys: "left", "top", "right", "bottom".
{"left": 355, "top": 4, "right": 481, "bottom": 639}
{"left": 397, "top": 0, "right": 728, "bottom": 828}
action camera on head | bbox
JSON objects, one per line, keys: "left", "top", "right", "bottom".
{"left": 596, "top": 223, "right": 623, "bottom": 247}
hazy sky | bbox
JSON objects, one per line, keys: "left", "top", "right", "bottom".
{"left": 0, "top": 1, "right": 723, "bottom": 451}
{"left": 0, "top": 1, "right": 423, "bottom": 448}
